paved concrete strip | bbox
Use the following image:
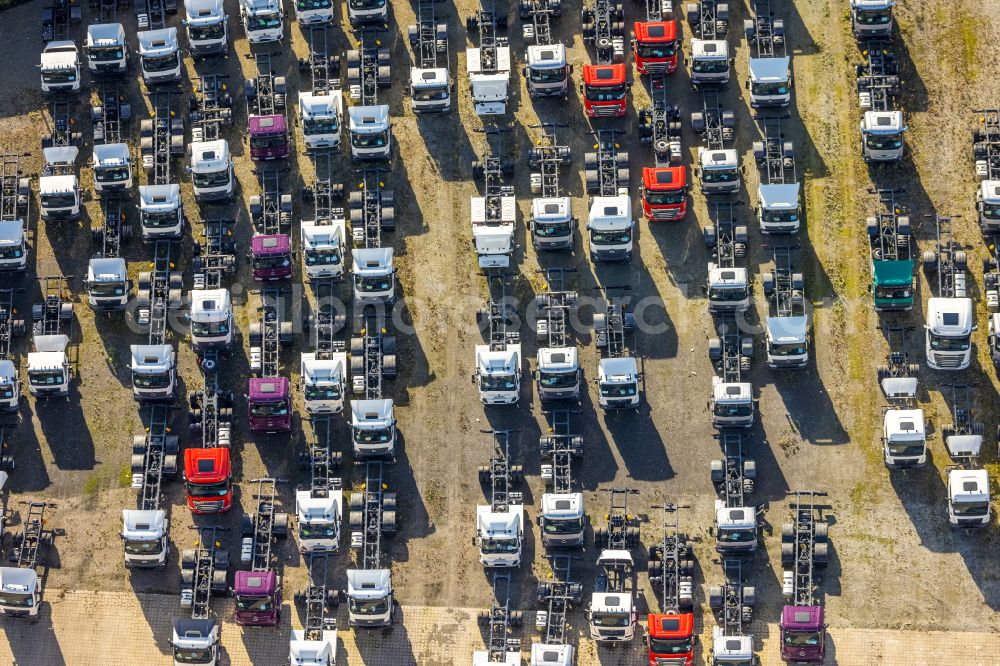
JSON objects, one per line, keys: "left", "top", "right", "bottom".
{"left": 0, "top": 590, "right": 994, "bottom": 665}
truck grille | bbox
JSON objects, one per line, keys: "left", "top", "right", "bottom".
{"left": 932, "top": 353, "right": 964, "bottom": 368}
{"left": 591, "top": 105, "right": 622, "bottom": 117}
{"left": 599, "top": 629, "right": 626, "bottom": 638}
{"left": 194, "top": 500, "right": 224, "bottom": 512}
{"left": 651, "top": 207, "right": 682, "bottom": 220}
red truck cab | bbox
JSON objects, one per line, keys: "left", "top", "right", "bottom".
{"left": 582, "top": 64, "right": 628, "bottom": 118}
{"left": 183, "top": 448, "right": 233, "bottom": 514}
{"left": 646, "top": 612, "right": 696, "bottom": 666}
{"left": 641, "top": 166, "right": 688, "bottom": 221}
{"left": 632, "top": 21, "right": 680, "bottom": 74}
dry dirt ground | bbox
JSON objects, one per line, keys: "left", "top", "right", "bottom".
{"left": 0, "top": 0, "right": 999, "bottom": 663}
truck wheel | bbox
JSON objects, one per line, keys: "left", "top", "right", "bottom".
{"left": 709, "top": 586, "right": 723, "bottom": 609}
{"left": 781, "top": 542, "right": 795, "bottom": 566}
{"left": 814, "top": 521, "right": 828, "bottom": 542}
{"left": 593, "top": 527, "right": 607, "bottom": 548}
{"left": 510, "top": 610, "right": 523, "bottom": 628}
{"left": 381, "top": 511, "right": 396, "bottom": 535}
{"left": 241, "top": 515, "right": 255, "bottom": 538}
{"left": 477, "top": 609, "right": 490, "bottom": 626}
{"left": 274, "top": 513, "right": 289, "bottom": 538}
{"left": 781, "top": 522, "right": 794, "bottom": 542}
{"left": 349, "top": 511, "right": 364, "bottom": 530}
{"left": 381, "top": 493, "right": 396, "bottom": 510}
{"left": 349, "top": 493, "right": 364, "bottom": 511}
{"left": 813, "top": 542, "right": 829, "bottom": 567}
{"left": 211, "top": 570, "right": 228, "bottom": 593}
{"left": 181, "top": 550, "right": 197, "bottom": 569}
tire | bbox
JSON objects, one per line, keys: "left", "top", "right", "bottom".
{"left": 781, "top": 542, "right": 795, "bottom": 566}
{"left": 781, "top": 523, "right": 794, "bottom": 542}
{"left": 350, "top": 493, "right": 364, "bottom": 511}
{"left": 273, "top": 512, "right": 289, "bottom": 538}
{"left": 593, "top": 526, "right": 607, "bottom": 548}
{"left": 813, "top": 542, "right": 829, "bottom": 566}
{"left": 349, "top": 511, "right": 364, "bottom": 530}
{"left": 814, "top": 521, "right": 828, "bottom": 542}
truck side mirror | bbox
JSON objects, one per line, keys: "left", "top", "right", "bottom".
{"left": 744, "top": 80, "right": 749, "bottom": 90}
{"left": 708, "top": 526, "right": 715, "bottom": 536}
{"left": 521, "top": 67, "right": 527, "bottom": 77}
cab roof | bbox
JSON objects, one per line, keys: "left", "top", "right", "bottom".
{"left": 647, "top": 611, "right": 695, "bottom": 638}
{"left": 692, "top": 39, "right": 729, "bottom": 59}
{"left": 781, "top": 605, "right": 824, "bottom": 630}
{"left": 582, "top": 63, "right": 626, "bottom": 84}
{"left": 766, "top": 315, "right": 808, "bottom": 343}
{"left": 352, "top": 247, "right": 394, "bottom": 274}
{"left": 748, "top": 56, "right": 791, "bottom": 82}
{"left": 927, "top": 297, "right": 973, "bottom": 335}
{"left": 138, "top": 28, "right": 178, "bottom": 54}
{"left": 642, "top": 166, "right": 686, "bottom": 190}
{"left": 139, "top": 183, "right": 180, "bottom": 207}
{"left": 87, "top": 23, "right": 125, "bottom": 44}
{"left": 531, "top": 196, "right": 572, "bottom": 221}
{"left": 348, "top": 105, "right": 390, "bottom": 130}
{"left": 352, "top": 398, "right": 393, "bottom": 423}
{"left": 526, "top": 44, "right": 566, "bottom": 68}
{"left": 92, "top": 143, "right": 130, "bottom": 164}
{"left": 249, "top": 376, "right": 290, "bottom": 400}
{"left": 634, "top": 21, "right": 678, "bottom": 42}
{"left": 758, "top": 182, "right": 800, "bottom": 209}
{"left": 251, "top": 233, "right": 291, "bottom": 254}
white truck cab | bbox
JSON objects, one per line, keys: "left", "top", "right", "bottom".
{"left": 171, "top": 618, "right": 219, "bottom": 666}
{"left": 711, "top": 629, "right": 755, "bottom": 665}
{"left": 766, "top": 314, "right": 809, "bottom": 369}
{"left": 189, "top": 139, "right": 234, "bottom": 202}
{"left": 475, "top": 345, "right": 522, "bottom": 405}
{"left": 882, "top": 408, "right": 926, "bottom": 469}
{"left": 748, "top": 56, "right": 791, "bottom": 108}
{"left": 587, "top": 194, "right": 634, "bottom": 263}
{"left": 471, "top": 194, "right": 516, "bottom": 269}
{"left": 295, "top": 489, "right": 343, "bottom": 553}
{"left": 0, "top": 360, "right": 21, "bottom": 412}
{"left": 185, "top": 0, "right": 229, "bottom": 55}
{"left": 710, "top": 378, "right": 754, "bottom": 430}
{"left": 538, "top": 491, "right": 585, "bottom": 548}
{"left": 190, "top": 289, "right": 233, "bottom": 350}
{"left": 240, "top": 0, "right": 285, "bottom": 44}
{"left": 300, "top": 351, "right": 346, "bottom": 414}
{"left": 758, "top": 182, "right": 801, "bottom": 234}
{"left": 597, "top": 356, "right": 640, "bottom": 409}
{"left": 40, "top": 42, "right": 81, "bottom": 94}
{"left": 138, "top": 28, "right": 182, "bottom": 85}
{"left": 976, "top": 180, "right": 1000, "bottom": 233}
{"left": 530, "top": 644, "right": 574, "bottom": 666}
{"left": 850, "top": 0, "right": 895, "bottom": 38}
{"left": 130, "top": 344, "right": 176, "bottom": 401}
{"left": 948, "top": 467, "right": 990, "bottom": 528}
{"left": 85, "top": 23, "right": 128, "bottom": 74}
{"left": 301, "top": 218, "right": 346, "bottom": 279}
{"left": 409, "top": 68, "right": 452, "bottom": 113}
{"left": 348, "top": 106, "right": 392, "bottom": 161}
{"left": 352, "top": 247, "right": 395, "bottom": 306}
{"left": 92, "top": 143, "right": 132, "bottom": 193}
{"left": 121, "top": 509, "right": 169, "bottom": 568}
{"left": 690, "top": 39, "right": 729, "bottom": 86}
{"left": 351, "top": 398, "right": 395, "bottom": 458}
{"left": 86, "top": 257, "right": 130, "bottom": 310}
{"left": 295, "top": 0, "right": 335, "bottom": 25}
{"left": 925, "top": 297, "right": 973, "bottom": 370}
{"left": 27, "top": 334, "right": 70, "bottom": 398}
{"left": 346, "top": 568, "right": 393, "bottom": 627}
{"left": 535, "top": 346, "right": 580, "bottom": 401}
{"left": 524, "top": 44, "right": 571, "bottom": 97}
{"left": 714, "top": 503, "right": 758, "bottom": 556}
{"left": 475, "top": 504, "right": 524, "bottom": 568}
{"left": 0, "top": 567, "right": 40, "bottom": 617}
{"left": 40, "top": 147, "right": 81, "bottom": 221}
{"left": 707, "top": 266, "right": 750, "bottom": 313}
{"left": 860, "top": 111, "right": 905, "bottom": 162}
{"left": 698, "top": 148, "right": 741, "bottom": 194}
{"left": 588, "top": 552, "right": 637, "bottom": 642}
{"left": 140, "top": 184, "right": 184, "bottom": 241}
{"left": 299, "top": 90, "right": 342, "bottom": 150}
{"left": 467, "top": 46, "right": 511, "bottom": 115}
{"left": 347, "top": 0, "right": 387, "bottom": 26}
{"left": 531, "top": 196, "right": 575, "bottom": 250}
{"left": 0, "top": 221, "right": 27, "bottom": 273}
{"left": 289, "top": 630, "right": 337, "bottom": 666}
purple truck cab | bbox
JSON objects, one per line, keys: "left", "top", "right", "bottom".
{"left": 248, "top": 115, "right": 289, "bottom": 161}
{"left": 234, "top": 570, "right": 280, "bottom": 626}
{"left": 251, "top": 234, "right": 293, "bottom": 281}
{"left": 779, "top": 605, "right": 825, "bottom": 663}
{"left": 248, "top": 377, "right": 292, "bottom": 433}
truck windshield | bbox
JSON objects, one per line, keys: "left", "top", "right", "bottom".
{"left": 762, "top": 208, "right": 799, "bottom": 224}
{"left": 480, "top": 537, "right": 518, "bottom": 553}
{"left": 352, "top": 130, "right": 389, "bottom": 149}
{"left": 649, "top": 636, "right": 693, "bottom": 655}
{"left": 585, "top": 84, "right": 625, "bottom": 102}
{"left": 143, "top": 53, "right": 179, "bottom": 73}
{"left": 0, "top": 383, "right": 15, "bottom": 399}
{"left": 480, "top": 374, "right": 516, "bottom": 392}
{"left": 250, "top": 135, "right": 288, "bottom": 150}
{"left": 41, "top": 192, "right": 77, "bottom": 209}
{"left": 247, "top": 14, "right": 282, "bottom": 30}
{"left": 692, "top": 59, "right": 727, "bottom": 74}
{"left": 192, "top": 320, "right": 230, "bottom": 337}
{"left": 188, "top": 480, "right": 230, "bottom": 498}
{"left": 874, "top": 285, "right": 911, "bottom": 300}
{"left": 857, "top": 8, "right": 891, "bottom": 24}
{"left": 143, "top": 210, "right": 178, "bottom": 228}
{"left": 702, "top": 168, "right": 739, "bottom": 183}
{"left": 303, "top": 117, "right": 339, "bottom": 135}
{"left": 718, "top": 529, "right": 754, "bottom": 542}
{"left": 865, "top": 134, "right": 903, "bottom": 150}
{"left": 645, "top": 190, "right": 684, "bottom": 205}
{"left": 534, "top": 221, "right": 571, "bottom": 237}
{"left": 589, "top": 228, "right": 631, "bottom": 245}
{"left": 715, "top": 402, "right": 752, "bottom": 418}
{"left": 298, "top": 0, "right": 332, "bottom": 8}
{"left": 236, "top": 595, "right": 274, "bottom": 612}
{"left": 133, "top": 372, "right": 171, "bottom": 389}
{"left": 770, "top": 342, "right": 806, "bottom": 357}
{"left": 253, "top": 253, "right": 291, "bottom": 270}
{"left": 929, "top": 332, "right": 971, "bottom": 352}
{"left": 600, "top": 382, "right": 637, "bottom": 398}
{"left": 305, "top": 248, "right": 342, "bottom": 266}
{"left": 189, "top": 23, "right": 225, "bottom": 41}
{"left": 173, "top": 647, "right": 214, "bottom": 664}
{"left": 29, "top": 370, "right": 64, "bottom": 386}
{"left": 543, "top": 516, "right": 583, "bottom": 534}
{"left": 355, "top": 275, "right": 391, "bottom": 292}
{"left": 193, "top": 168, "right": 231, "bottom": 188}
{"left": 783, "top": 630, "right": 822, "bottom": 646}
{"left": 953, "top": 500, "right": 990, "bottom": 516}
{"left": 709, "top": 286, "right": 749, "bottom": 302}
{"left": 350, "top": 597, "right": 388, "bottom": 615}
{"left": 355, "top": 427, "right": 391, "bottom": 444}
{"left": 413, "top": 87, "right": 450, "bottom": 102}
{"left": 90, "top": 46, "right": 123, "bottom": 62}
{"left": 539, "top": 371, "right": 578, "bottom": 389}
{"left": 349, "top": 0, "right": 385, "bottom": 9}
{"left": 124, "top": 538, "right": 164, "bottom": 555}
{"left": 305, "top": 384, "right": 341, "bottom": 401}
{"left": 250, "top": 400, "right": 289, "bottom": 417}
{"left": 591, "top": 612, "right": 629, "bottom": 627}
{"left": 96, "top": 166, "right": 130, "bottom": 183}
{"left": 752, "top": 81, "right": 789, "bottom": 96}
{"left": 0, "top": 245, "right": 23, "bottom": 260}
{"left": 982, "top": 203, "right": 1000, "bottom": 219}
{"left": 637, "top": 43, "right": 676, "bottom": 59}
{"left": 0, "top": 591, "right": 34, "bottom": 608}
{"left": 43, "top": 69, "right": 77, "bottom": 83}
{"left": 300, "top": 523, "right": 337, "bottom": 539}
{"left": 530, "top": 67, "right": 566, "bottom": 84}
{"left": 887, "top": 441, "right": 924, "bottom": 457}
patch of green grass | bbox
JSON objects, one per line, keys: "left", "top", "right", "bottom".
{"left": 84, "top": 474, "right": 103, "bottom": 498}
{"left": 119, "top": 464, "right": 133, "bottom": 489}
